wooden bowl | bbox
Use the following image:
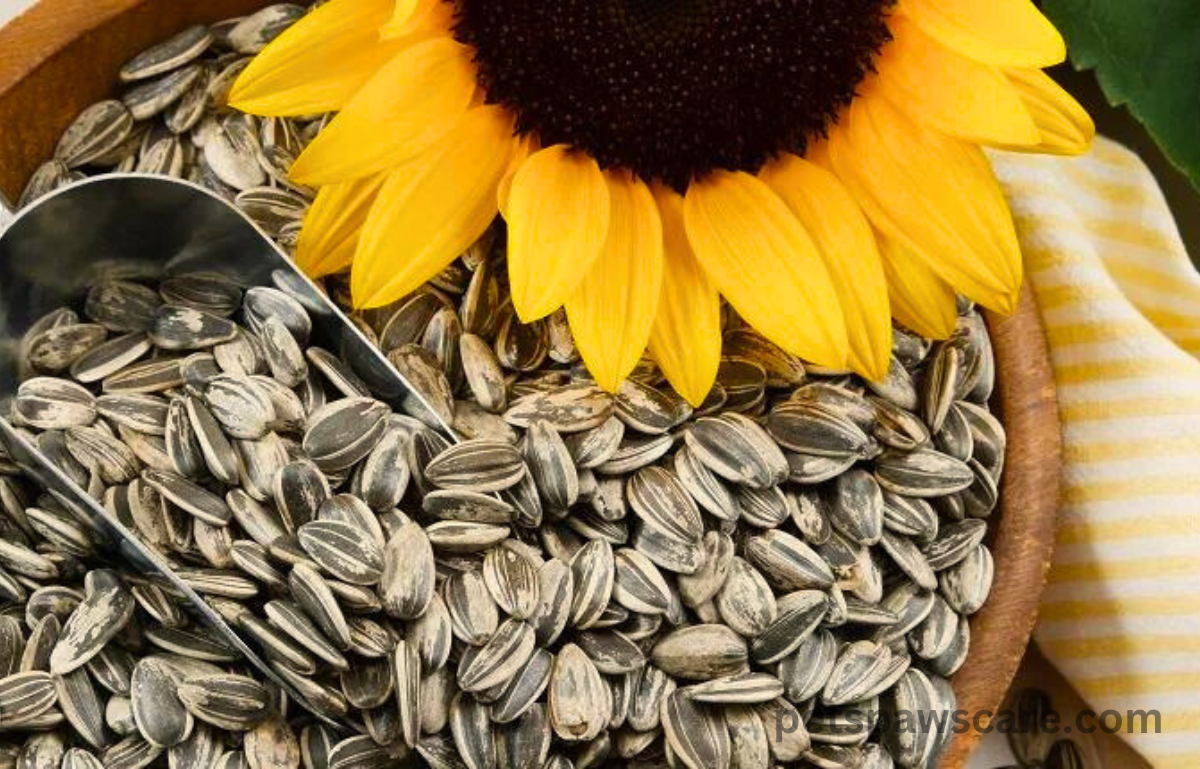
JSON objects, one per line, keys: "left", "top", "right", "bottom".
{"left": 0, "top": 2, "right": 1063, "bottom": 764}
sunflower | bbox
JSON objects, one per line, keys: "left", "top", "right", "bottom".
{"left": 230, "top": 0, "right": 1092, "bottom": 404}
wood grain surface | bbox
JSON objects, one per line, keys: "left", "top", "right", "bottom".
{"left": 943, "top": 284, "right": 1064, "bottom": 768}
{"left": 0, "top": 2, "right": 1067, "bottom": 765}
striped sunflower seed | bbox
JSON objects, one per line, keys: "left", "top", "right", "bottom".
{"left": 376, "top": 522, "right": 434, "bottom": 621}
{"left": 522, "top": 421, "right": 578, "bottom": 512}
{"left": 425, "top": 439, "right": 526, "bottom": 493}
{"left": 0, "top": 671, "right": 58, "bottom": 723}
{"left": 302, "top": 397, "right": 389, "bottom": 472}
{"left": 175, "top": 673, "right": 270, "bottom": 731}
{"left": 296, "top": 520, "right": 383, "bottom": 585}
{"left": 685, "top": 413, "right": 788, "bottom": 489}
{"left": 50, "top": 571, "right": 133, "bottom": 675}
{"left": 70, "top": 334, "right": 152, "bottom": 384}
{"left": 483, "top": 545, "right": 540, "bottom": 620}
{"left": 14, "top": 377, "right": 97, "bottom": 431}
{"left": 662, "top": 689, "right": 731, "bottom": 769}
{"left": 56, "top": 102, "right": 137, "bottom": 168}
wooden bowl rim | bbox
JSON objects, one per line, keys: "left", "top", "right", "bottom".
{"left": 944, "top": 285, "right": 1062, "bottom": 767}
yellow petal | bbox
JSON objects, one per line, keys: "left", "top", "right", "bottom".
{"left": 875, "top": 15, "right": 1039, "bottom": 147}
{"left": 380, "top": 0, "right": 449, "bottom": 39}
{"left": 900, "top": 0, "right": 1065, "bottom": 68}
{"left": 505, "top": 146, "right": 611, "bottom": 322}
{"left": 295, "top": 172, "right": 389, "bottom": 278}
{"left": 496, "top": 134, "right": 537, "bottom": 218}
{"left": 646, "top": 186, "right": 722, "bottom": 406}
{"left": 350, "top": 106, "right": 518, "bottom": 309}
{"left": 1001, "top": 68, "right": 1095, "bottom": 155}
{"left": 877, "top": 233, "right": 959, "bottom": 340}
{"left": 760, "top": 155, "right": 892, "bottom": 381}
{"left": 230, "top": 0, "right": 415, "bottom": 117}
{"left": 826, "top": 92, "right": 1021, "bottom": 314}
{"left": 289, "top": 37, "right": 476, "bottom": 186}
{"left": 565, "top": 173, "right": 664, "bottom": 393}
{"left": 683, "top": 170, "right": 848, "bottom": 369}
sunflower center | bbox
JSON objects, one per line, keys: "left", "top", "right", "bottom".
{"left": 451, "top": 0, "right": 894, "bottom": 188}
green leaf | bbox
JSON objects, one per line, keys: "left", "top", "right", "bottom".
{"left": 1043, "top": 0, "right": 1200, "bottom": 190}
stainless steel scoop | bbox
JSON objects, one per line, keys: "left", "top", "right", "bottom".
{"left": 0, "top": 173, "right": 451, "bottom": 727}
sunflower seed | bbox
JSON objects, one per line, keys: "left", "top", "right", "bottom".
{"left": 767, "top": 401, "right": 872, "bottom": 458}
{"left": 129, "top": 657, "right": 191, "bottom": 748}
{"left": 528, "top": 560, "right": 572, "bottom": 648}
{"left": 627, "top": 466, "right": 702, "bottom": 545}
{"left": 62, "top": 748, "right": 105, "bottom": 769}
{"left": 27, "top": 324, "right": 108, "bottom": 373}
{"left": 14, "top": 378, "right": 96, "bottom": 431}
{"left": 443, "top": 570, "right": 499, "bottom": 647}
{"left": 548, "top": 644, "right": 609, "bottom": 742}
{"left": 745, "top": 530, "right": 835, "bottom": 591}
{"left": 103, "top": 358, "right": 183, "bottom": 395}
{"left": 874, "top": 448, "right": 974, "bottom": 497}
{"left": 297, "top": 520, "right": 383, "bottom": 585}
{"left": 938, "top": 543, "right": 993, "bottom": 616}
{"left": 175, "top": 671, "right": 265, "bottom": 729}
{"left": 228, "top": 5, "right": 304, "bottom": 53}
{"left": 610, "top": 548, "right": 670, "bottom": 616}
{"left": 629, "top": 520, "right": 704, "bottom": 575}
{"left": 120, "top": 26, "right": 212, "bottom": 82}
{"left": 302, "top": 397, "right": 388, "bottom": 472}
{"left": 425, "top": 440, "right": 526, "bottom": 493}
{"left": 750, "top": 589, "right": 827, "bottom": 665}
{"left": 141, "top": 469, "right": 230, "bottom": 525}
{"left": 662, "top": 689, "right": 730, "bottom": 769}
{"left": 288, "top": 562, "right": 351, "bottom": 650}
{"left": 124, "top": 64, "right": 204, "bottom": 120}
{"left": 102, "top": 734, "right": 163, "bottom": 769}
{"left": 490, "top": 648, "right": 553, "bottom": 725}
{"left": 685, "top": 414, "right": 788, "bottom": 488}
{"left": 523, "top": 421, "right": 578, "bottom": 512}
{"left": 923, "top": 519, "right": 988, "bottom": 571}
{"left": 427, "top": 521, "right": 510, "bottom": 553}
{"left": 56, "top": 102, "right": 136, "bottom": 168}
{"left": 52, "top": 665, "right": 107, "bottom": 748}
{"left": 504, "top": 384, "right": 613, "bottom": 433}
{"left": 81, "top": 282, "right": 160, "bottom": 335}
{"left": 776, "top": 628, "right": 837, "bottom": 704}
{"left": 50, "top": 571, "right": 133, "bottom": 675}
{"left": 481, "top": 545, "right": 539, "bottom": 620}
{"left": 17, "top": 160, "right": 69, "bottom": 207}
{"left": 568, "top": 540, "right": 614, "bottom": 630}
{"left": 459, "top": 618, "right": 536, "bottom": 692}
{"left": 243, "top": 715, "right": 301, "bottom": 769}
{"left": 652, "top": 625, "right": 747, "bottom": 680}
{"left": 372, "top": 521, "right": 435, "bottom": 620}
{"left": 68, "top": 334, "right": 151, "bottom": 384}
{"left": 0, "top": 671, "right": 58, "bottom": 723}
{"left": 822, "top": 471, "right": 883, "bottom": 549}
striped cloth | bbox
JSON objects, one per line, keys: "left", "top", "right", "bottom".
{"left": 990, "top": 137, "right": 1200, "bottom": 769}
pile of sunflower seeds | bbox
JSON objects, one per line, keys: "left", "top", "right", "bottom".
{"left": 0, "top": 464, "right": 353, "bottom": 766}
{"left": 2, "top": 255, "right": 1003, "bottom": 769}
{"left": 18, "top": 4, "right": 318, "bottom": 248}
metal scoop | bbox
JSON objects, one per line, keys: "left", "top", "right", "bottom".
{"left": 0, "top": 173, "right": 451, "bottom": 727}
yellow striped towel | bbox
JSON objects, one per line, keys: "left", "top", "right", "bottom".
{"left": 989, "top": 137, "right": 1200, "bottom": 769}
